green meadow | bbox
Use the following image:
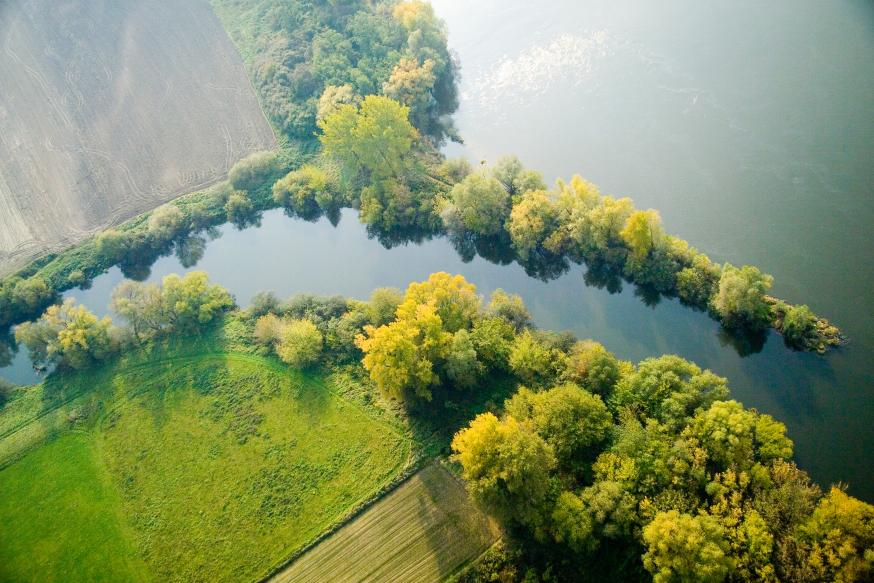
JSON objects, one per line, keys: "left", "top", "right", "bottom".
{"left": 0, "top": 323, "right": 411, "bottom": 582}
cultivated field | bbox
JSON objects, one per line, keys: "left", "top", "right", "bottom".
{"left": 0, "top": 325, "right": 411, "bottom": 581}
{"left": 273, "top": 463, "right": 501, "bottom": 583}
{"left": 0, "top": 0, "right": 275, "bottom": 276}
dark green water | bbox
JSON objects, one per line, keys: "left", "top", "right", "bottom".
{"left": 2, "top": 1, "right": 872, "bottom": 499}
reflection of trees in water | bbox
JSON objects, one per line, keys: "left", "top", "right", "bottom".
{"left": 0, "top": 328, "right": 17, "bottom": 368}
{"left": 717, "top": 326, "right": 767, "bottom": 357}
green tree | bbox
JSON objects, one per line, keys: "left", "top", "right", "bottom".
{"left": 452, "top": 412, "right": 557, "bottom": 533}
{"left": 509, "top": 330, "right": 567, "bottom": 387}
{"left": 224, "top": 191, "right": 256, "bottom": 227}
{"left": 711, "top": 264, "right": 774, "bottom": 330}
{"left": 228, "top": 150, "right": 283, "bottom": 193}
{"left": 273, "top": 164, "right": 339, "bottom": 216}
{"left": 319, "top": 95, "right": 418, "bottom": 180}
{"left": 793, "top": 487, "right": 874, "bottom": 583}
{"left": 276, "top": 319, "right": 323, "bottom": 368}
{"left": 95, "top": 229, "right": 132, "bottom": 263}
{"left": 562, "top": 340, "right": 621, "bottom": 396}
{"left": 441, "top": 172, "right": 511, "bottom": 236}
{"left": 148, "top": 204, "right": 186, "bottom": 243}
{"left": 110, "top": 281, "right": 164, "bottom": 340}
{"left": 610, "top": 355, "right": 729, "bottom": 429}
{"left": 15, "top": 299, "right": 114, "bottom": 369}
{"left": 491, "top": 156, "right": 545, "bottom": 195}
{"left": 444, "top": 329, "right": 482, "bottom": 387}
{"left": 642, "top": 510, "right": 733, "bottom": 583}
{"left": 506, "top": 384, "right": 612, "bottom": 465}
{"left": 469, "top": 316, "right": 516, "bottom": 371}
{"left": 159, "top": 272, "right": 234, "bottom": 332}
{"left": 366, "top": 287, "right": 403, "bottom": 326}
{"left": 684, "top": 400, "right": 793, "bottom": 470}
{"left": 780, "top": 304, "right": 817, "bottom": 348}
{"left": 486, "top": 289, "right": 531, "bottom": 331}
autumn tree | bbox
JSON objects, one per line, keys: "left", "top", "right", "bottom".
{"left": 452, "top": 412, "right": 557, "bottom": 533}
{"left": 507, "top": 189, "right": 560, "bottom": 261}
{"left": 642, "top": 510, "right": 733, "bottom": 582}
{"left": 15, "top": 299, "right": 114, "bottom": 369}
{"left": 561, "top": 340, "right": 621, "bottom": 395}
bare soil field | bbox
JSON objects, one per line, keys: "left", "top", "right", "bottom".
{"left": 272, "top": 463, "right": 500, "bottom": 583}
{"left": 0, "top": 0, "right": 275, "bottom": 276}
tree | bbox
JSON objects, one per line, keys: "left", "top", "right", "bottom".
{"left": 642, "top": 510, "right": 733, "bottom": 583}
{"left": 159, "top": 272, "right": 233, "bottom": 332}
{"left": 276, "top": 319, "right": 323, "bottom": 368}
{"left": 444, "top": 329, "right": 482, "bottom": 387}
{"left": 491, "top": 156, "right": 545, "bottom": 196}
{"left": 610, "top": 355, "right": 729, "bottom": 429}
{"left": 272, "top": 164, "right": 338, "bottom": 216}
{"left": 507, "top": 189, "right": 559, "bottom": 260}
{"left": 440, "top": 172, "right": 511, "bottom": 236}
{"left": 95, "top": 229, "right": 132, "bottom": 263}
{"left": 711, "top": 264, "right": 774, "bottom": 330}
{"left": 367, "top": 287, "right": 403, "bottom": 326}
{"left": 0, "top": 276, "right": 54, "bottom": 327}
{"left": 509, "top": 330, "right": 567, "bottom": 387}
{"left": 110, "top": 281, "right": 164, "bottom": 339}
{"left": 506, "top": 384, "right": 612, "bottom": 465}
{"left": 15, "top": 299, "right": 114, "bottom": 369}
{"left": 224, "top": 191, "right": 257, "bottom": 227}
{"left": 562, "top": 340, "right": 621, "bottom": 396}
{"left": 551, "top": 491, "right": 596, "bottom": 552}
{"left": 148, "top": 204, "right": 186, "bottom": 243}
{"left": 684, "top": 400, "right": 792, "bottom": 470}
{"left": 356, "top": 302, "right": 450, "bottom": 401}
{"left": 253, "top": 314, "right": 284, "bottom": 346}
{"left": 316, "top": 84, "right": 358, "bottom": 122}
{"left": 469, "top": 316, "right": 516, "bottom": 371}
{"left": 486, "top": 289, "right": 531, "bottom": 331}
{"left": 452, "top": 412, "right": 557, "bottom": 533}
{"left": 383, "top": 57, "right": 437, "bottom": 131}
{"left": 319, "top": 95, "right": 418, "bottom": 180}
{"left": 228, "top": 150, "right": 283, "bottom": 193}
{"left": 792, "top": 487, "right": 874, "bottom": 583}
{"left": 396, "top": 272, "right": 480, "bottom": 333}
{"left": 621, "top": 209, "right": 666, "bottom": 260}
{"left": 780, "top": 304, "right": 817, "bottom": 348}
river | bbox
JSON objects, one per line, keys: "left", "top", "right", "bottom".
{"left": 2, "top": 0, "right": 872, "bottom": 499}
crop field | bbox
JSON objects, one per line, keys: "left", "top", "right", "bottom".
{"left": 0, "top": 329, "right": 410, "bottom": 581}
{"left": 273, "top": 463, "right": 501, "bottom": 583}
{"left": 0, "top": 0, "right": 275, "bottom": 276}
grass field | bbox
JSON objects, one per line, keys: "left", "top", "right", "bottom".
{"left": 0, "top": 0, "right": 275, "bottom": 276}
{"left": 273, "top": 463, "right": 500, "bottom": 583}
{"left": 0, "top": 325, "right": 411, "bottom": 581}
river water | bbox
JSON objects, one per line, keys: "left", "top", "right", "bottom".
{"left": 2, "top": 1, "right": 872, "bottom": 499}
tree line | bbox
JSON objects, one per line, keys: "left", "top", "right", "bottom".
{"left": 6, "top": 269, "right": 871, "bottom": 581}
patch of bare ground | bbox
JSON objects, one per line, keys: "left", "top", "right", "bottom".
{"left": 0, "top": 0, "right": 275, "bottom": 276}
{"left": 271, "top": 462, "right": 500, "bottom": 583}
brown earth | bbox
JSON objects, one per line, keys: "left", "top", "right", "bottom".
{"left": 0, "top": 0, "right": 275, "bottom": 276}
{"left": 271, "top": 463, "right": 500, "bottom": 583}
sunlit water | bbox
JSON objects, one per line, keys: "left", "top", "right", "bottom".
{"left": 3, "top": 1, "right": 873, "bottom": 499}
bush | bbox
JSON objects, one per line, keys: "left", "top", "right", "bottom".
{"left": 228, "top": 151, "right": 283, "bottom": 193}
{"left": 276, "top": 319, "right": 323, "bottom": 368}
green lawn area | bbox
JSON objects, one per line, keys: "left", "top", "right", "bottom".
{"left": 0, "top": 433, "right": 149, "bottom": 582}
{"left": 0, "top": 330, "right": 411, "bottom": 581}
